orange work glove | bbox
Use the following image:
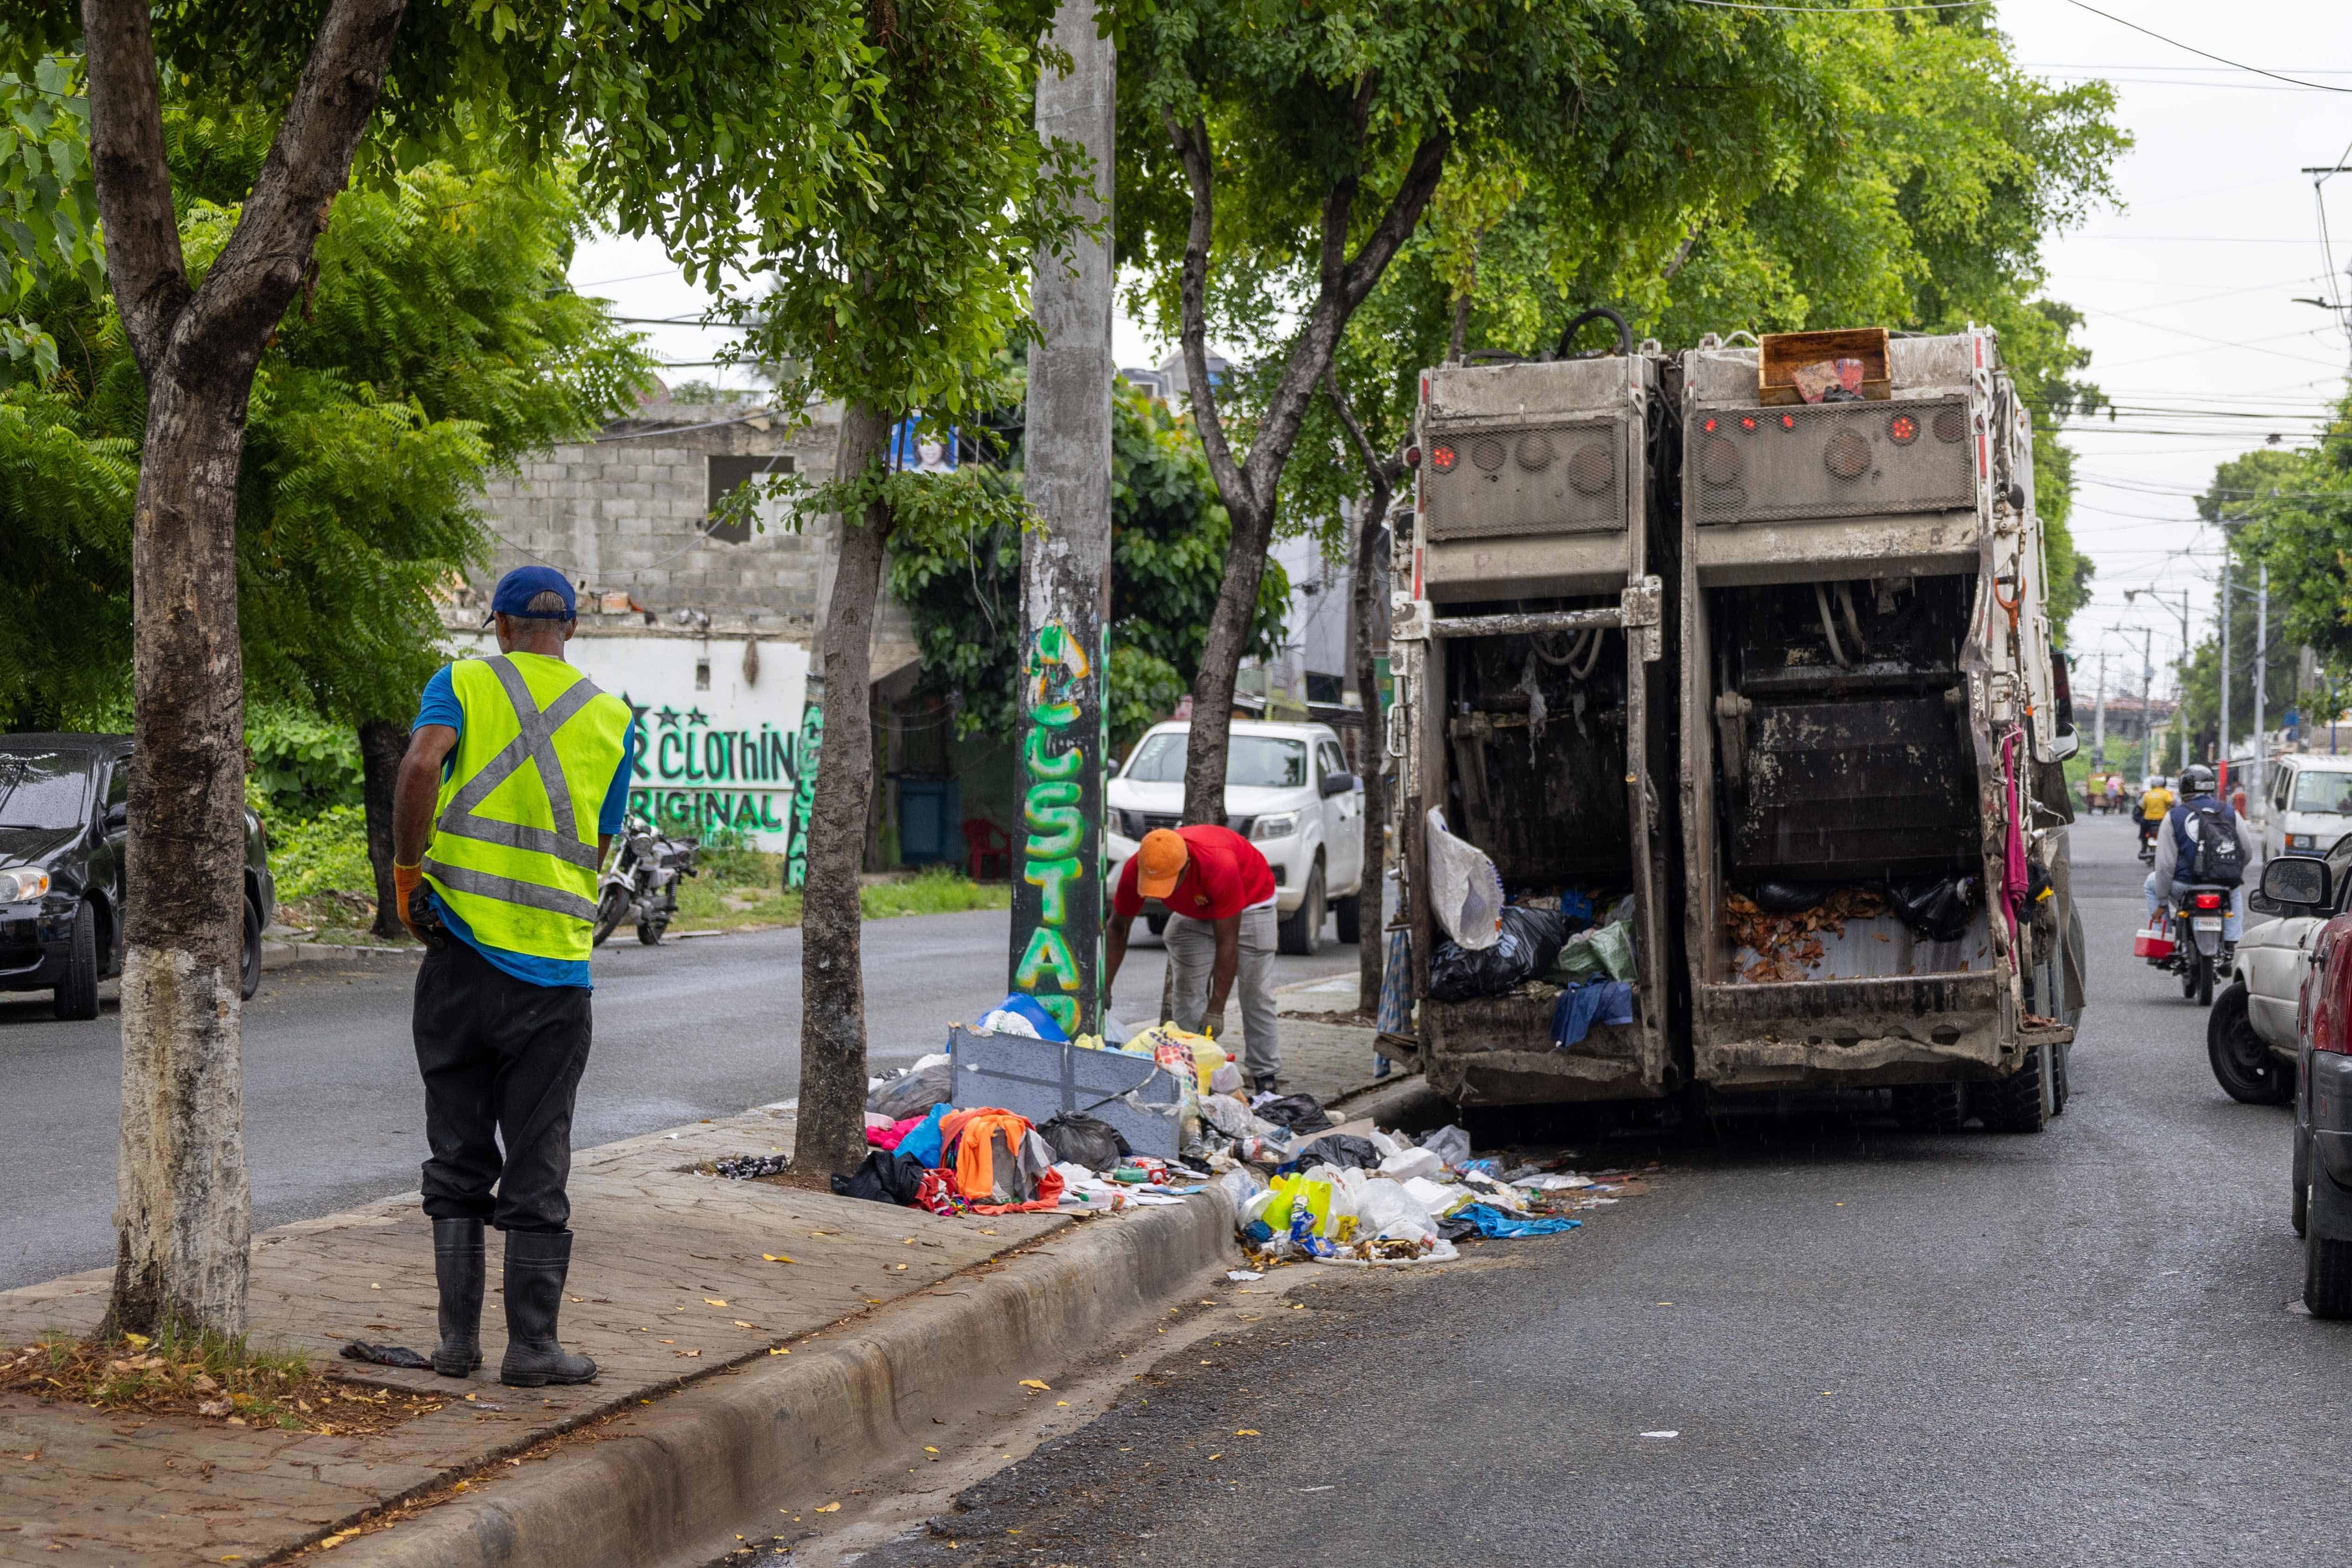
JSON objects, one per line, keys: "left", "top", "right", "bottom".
{"left": 393, "top": 861, "right": 425, "bottom": 939}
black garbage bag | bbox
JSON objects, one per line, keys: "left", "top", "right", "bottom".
{"left": 1253, "top": 1094, "right": 1334, "bottom": 1135}
{"left": 1887, "top": 874, "right": 1980, "bottom": 944}
{"left": 1296, "top": 1134, "right": 1382, "bottom": 1171}
{"left": 831, "top": 1150, "right": 927, "bottom": 1205}
{"left": 1750, "top": 881, "right": 1828, "bottom": 914}
{"left": 1037, "top": 1112, "right": 1131, "bottom": 1172}
{"left": 866, "top": 1061, "right": 953, "bottom": 1120}
{"left": 1428, "top": 906, "right": 1571, "bottom": 1002}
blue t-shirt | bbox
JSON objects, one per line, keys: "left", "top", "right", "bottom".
{"left": 413, "top": 661, "right": 638, "bottom": 989}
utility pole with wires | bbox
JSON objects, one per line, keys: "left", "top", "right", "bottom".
{"left": 2300, "top": 161, "right": 2352, "bottom": 376}
{"left": 2126, "top": 587, "right": 2193, "bottom": 773}
{"left": 2142, "top": 627, "right": 2156, "bottom": 786}
{"left": 2094, "top": 646, "right": 2109, "bottom": 768}
{"left": 2220, "top": 552, "right": 2232, "bottom": 779}
{"left": 2256, "top": 561, "right": 2272, "bottom": 810}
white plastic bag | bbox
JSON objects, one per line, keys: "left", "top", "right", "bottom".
{"left": 1425, "top": 807, "right": 1504, "bottom": 950}
{"left": 1418, "top": 1124, "right": 1471, "bottom": 1169}
{"left": 1354, "top": 1176, "right": 1438, "bottom": 1242}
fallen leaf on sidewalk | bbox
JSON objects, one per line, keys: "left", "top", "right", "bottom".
{"left": 1018, "top": 1379, "right": 1050, "bottom": 1391}
{"left": 704, "top": 1298, "right": 730, "bottom": 1308}
{"left": 815, "top": 1502, "right": 841, "bottom": 1513}
{"left": 676, "top": 1350, "right": 702, "bottom": 1359}
{"left": 762, "top": 1255, "right": 797, "bottom": 1264}
{"left": 733, "top": 1321, "right": 757, "bottom": 1329}
{"left": 768, "top": 1348, "right": 791, "bottom": 1356}
{"left": 1235, "top": 1429, "right": 1260, "bottom": 1436}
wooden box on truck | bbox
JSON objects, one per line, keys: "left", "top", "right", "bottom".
{"left": 1674, "top": 327, "right": 2082, "bottom": 1125}
{"left": 1385, "top": 345, "right": 1685, "bottom": 1106}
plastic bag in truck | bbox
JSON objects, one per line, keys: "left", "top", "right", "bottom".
{"left": 1425, "top": 807, "right": 1505, "bottom": 950}
{"left": 1428, "top": 907, "right": 1572, "bottom": 1001}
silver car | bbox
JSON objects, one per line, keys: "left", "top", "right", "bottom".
{"left": 2210, "top": 833, "right": 2352, "bottom": 1103}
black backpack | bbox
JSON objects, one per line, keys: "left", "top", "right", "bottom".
{"left": 2181, "top": 803, "right": 2246, "bottom": 886}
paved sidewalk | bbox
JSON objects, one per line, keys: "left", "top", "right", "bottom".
{"left": 0, "top": 977, "right": 1401, "bottom": 1566}
{"left": 0, "top": 1108, "right": 1070, "bottom": 1565}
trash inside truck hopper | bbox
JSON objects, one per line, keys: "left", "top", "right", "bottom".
{"left": 1673, "top": 327, "right": 2082, "bottom": 1126}
{"left": 1385, "top": 331, "right": 1685, "bottom": 1107}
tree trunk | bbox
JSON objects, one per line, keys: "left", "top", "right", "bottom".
{"left": 358, "top": 718, "right": 405, "bottom": 940}
{"left": 105, "top": 379, "right": 255, "bottom": 1341}
{"left": 82, "top": 0, "right": 408, "bottom": 1341}
{"left": 1179, "top": 501, "right": 1271, "bottom": 826}
{"left": 794, "top": 399, "right": 894, "bottom": 1179}
{"left": 1352, "top": 492, "right": 1390, "bottom": 1016}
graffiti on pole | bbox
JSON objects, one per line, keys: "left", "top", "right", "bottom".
{"left": 784, "top": 694, "right": 824, "bottom": 890}
{"left": 1010, "top": 621, "right": 1101, "bottom": 1037}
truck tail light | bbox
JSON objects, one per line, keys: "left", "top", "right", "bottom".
{"left": 2192, "top": 892, "right": 2223, "bottom": 911}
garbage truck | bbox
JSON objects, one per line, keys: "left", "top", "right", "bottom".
{"left": 1673, "top": 326, "right": 2083, "bottom": 1130}
{"left": 1382, "top": 312, "right": 1686, "bottom": 1106}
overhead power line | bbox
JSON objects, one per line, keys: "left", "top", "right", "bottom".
{"left": 2054, "top": 0, "right": 2352, "bottom": 94}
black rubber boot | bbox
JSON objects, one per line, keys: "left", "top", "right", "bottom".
{"left": 430, "top": 1217, "right": 484, "bottom": 1378}
{"left": 499, "top": 1229, "right": 598, "bottom": 1387}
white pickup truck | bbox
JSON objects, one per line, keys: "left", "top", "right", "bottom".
{"left": 1103, "top": 719, "right": 1366, "bottom": 956}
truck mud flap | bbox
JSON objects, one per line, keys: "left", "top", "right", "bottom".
{"left": 1694, "top": 971, "right": 2008, "bottom": 1088}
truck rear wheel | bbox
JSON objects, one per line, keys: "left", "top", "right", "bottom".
{"left": 1975, "top": 1049, "right": 2049, "bottom": 1134}
{"left": 1891, "top": 1083, "right": 1965, "bottom": 1133}
{"left": 2306, "top": 1226, "right": 2352, "bottom": 1318}
{"left": 2208, "top": 985, "right": 2292, "bottom": 1105}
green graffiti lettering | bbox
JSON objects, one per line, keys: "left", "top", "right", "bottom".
{"left": 1035, "top": 995, "right": 1078, "bottom": 1034}
{"left": 1024, "top": 780, "right": 1083, "bottom": 857}
{"left": 1024, "top": 855, "right": 1082, "bottom": 924}
{"left": 1024, "top": 726, "right": 1081, "bottom": 780}
{"left": 1032, "top": 700, "right": 1081, "bottom": 729}
{"left": 1015, "top": 925, "right": 1080, "bottom": 991}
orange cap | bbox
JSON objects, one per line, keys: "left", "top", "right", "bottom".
{"left": 1136, "top": 828, "right": 1190, "bottom": 898}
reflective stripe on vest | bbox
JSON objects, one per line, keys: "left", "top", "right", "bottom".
{"left": 422, "top": 653, "right": 630, "bottom": 961}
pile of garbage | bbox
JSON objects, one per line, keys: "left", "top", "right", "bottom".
{"left": 1223, "top": 1120, "right": 1593, "bottom": 1269}
{"left": 846, "top": 995, "right": 1605, "bottom": 1269}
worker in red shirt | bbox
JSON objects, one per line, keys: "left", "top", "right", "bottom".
{"left": 1106, "top": 825, "right": 1282, "bottom": 1091}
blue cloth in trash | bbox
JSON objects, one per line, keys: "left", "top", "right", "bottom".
{"left": 1551, "top": 979, "right": 1634, "bottom": 1047}
{"left": 896, "top": 1103, "right": 952, "bottom": 1168}
{"left": 1461, "top": 1203, "right": 1581, "bottom": 1238}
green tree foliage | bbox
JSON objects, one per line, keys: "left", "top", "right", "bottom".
{"left": 888, "top": 382, "right": 1289, "bottom": 752}
{"left": 1272, "top": 7, "right": 2122, "bottom": 633}
{"left": 0, "top": 123, "right": 650, "bottom": 732}
{"left": 0, "top": 58, "right": 104, "bottom": 377}
{"left": 2202, "top": 414, "right": 2352, "bottom": 668}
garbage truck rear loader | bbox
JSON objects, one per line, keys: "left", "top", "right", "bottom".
{"left": 1384, "top": 328, "right": 1685, "bottom": 1106}
{"left": 1674, "top": 328, "right": 2083, "bottom": 1129}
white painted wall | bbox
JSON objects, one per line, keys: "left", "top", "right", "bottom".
{"left": 446, "top": 630, "right": 813, "bottom": 849}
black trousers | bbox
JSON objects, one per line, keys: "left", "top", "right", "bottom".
{"left": 413, "top": 937, "right": 592, "bottom": 1232}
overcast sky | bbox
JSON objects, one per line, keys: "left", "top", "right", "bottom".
{"left": 568, "top": 2, "right": 2352, "bottom": 723}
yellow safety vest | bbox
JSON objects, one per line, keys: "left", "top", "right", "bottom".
{"left": 422, "top": 653, "right": 632, "bottom": 962}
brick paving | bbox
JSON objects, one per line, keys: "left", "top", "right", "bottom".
{"left": 0, "top": 974, "right": 1406, "bottom": 1566}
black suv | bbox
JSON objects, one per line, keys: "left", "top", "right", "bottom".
{"left": 0, "top": 734, "right": 274, "bottom": 1019}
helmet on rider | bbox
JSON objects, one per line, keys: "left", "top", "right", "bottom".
{"left": 2179, "top": 764, "right": 2217, "bottom": 797}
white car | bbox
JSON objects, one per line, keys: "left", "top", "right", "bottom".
{"left": 1104, "top": 718, "right": 1366, "bottom": 956}
{"left": 2212, "top": 831, "right": 2352, "bottom": 1104}
{"left": 2263, "top": 754, "right": 2352, "bottom": 861}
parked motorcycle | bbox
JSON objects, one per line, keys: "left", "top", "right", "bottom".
{"left": 593, "top": 815, "right": 698, "bottom": 947}
{"left": 2138, "top": 880, "right": 2234, "bottom": 1007}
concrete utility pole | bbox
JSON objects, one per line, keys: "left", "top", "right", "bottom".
{"left": 2142, "top": 627, "right": 2156, "bottom": 784}
{"left": 1011, "top": 0, "right": 1114, "bottom": 1039}
{"left": 2094, "top": 647, "right": 2108, "bottom": 767}
{"left": 2219, "top": 553, "right": 2231, "bottom": 780}
{"left": 2256, "top": 561, "right": 2271, "bottom": 810}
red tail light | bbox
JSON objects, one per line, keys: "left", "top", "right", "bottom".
{"left": 2193, "top": 892, "right": 2223, "bottom": 911}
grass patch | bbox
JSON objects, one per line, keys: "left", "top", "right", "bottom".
{"left": 0, "top": 1320, "right": 444, "bottom": 1435}
{"left": 670, "top": 857, "right": 1009, "bottom": 932}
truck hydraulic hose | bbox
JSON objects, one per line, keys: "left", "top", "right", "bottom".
{"left": 1813, "top": 581, "right": 1853, "bottom": 669}
{"left": 1552, "top": 306, "right": 1632, "bottom": 361}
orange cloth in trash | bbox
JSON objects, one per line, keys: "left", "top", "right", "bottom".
{"left": 939, "top": 1108, "right": 1035, "bottom": 1202}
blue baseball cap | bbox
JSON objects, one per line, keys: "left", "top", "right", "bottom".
{"left": 488, "top": 565, "right": 577, "bottom": 621}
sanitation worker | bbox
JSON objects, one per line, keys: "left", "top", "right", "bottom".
{"left": 1105, "top": 825, "right": 1282, "bottom": 1091}
{"left": 391, "top": 565, "right": 637, "bottom": 1386}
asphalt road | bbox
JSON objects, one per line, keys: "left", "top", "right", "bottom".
{"left": 847, "top": 814, "right": 2342, "bottom": 1568}
{"left": 0, "top": 912, "right": 1356, "bottom": 1291}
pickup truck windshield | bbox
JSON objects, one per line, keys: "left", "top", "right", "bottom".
{"left": 2292, "top": 771, "right": 2352, "bottom": 815}
{"left": 0, "top": 748, "right": 93, "bottom": 831}
{"left": 1125, "top": 734, "right": 1308, "bottom": 789}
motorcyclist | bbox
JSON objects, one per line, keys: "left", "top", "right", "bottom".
{"left": 2137, "top": 775, "right": 2175, "bottom": 858}
{"left": 2145, "top": 763, "right": 2258, "bottom": 966}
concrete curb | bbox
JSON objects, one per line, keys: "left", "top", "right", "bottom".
{"left": 260, "top": 938, "right": 421, "bottom": 971}
{"left": 341, "top": 1189, "right": 1240, "bottom": 1568}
